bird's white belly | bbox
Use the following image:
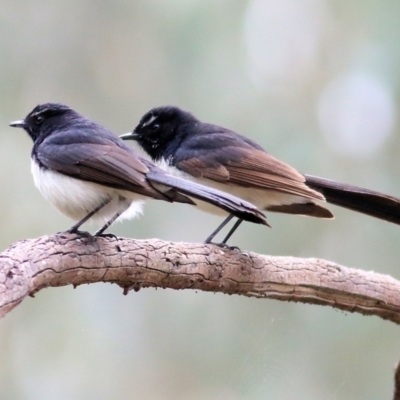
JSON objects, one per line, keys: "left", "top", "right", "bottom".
{"left": 156, "top": 160, "right": 308, "bottom": 216}
{"left": 31, "top": 160, "right": 145, "bottom": 223}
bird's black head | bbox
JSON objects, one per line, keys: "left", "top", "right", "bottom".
{"left": 121, "top": 106, "right": 198, "bottom": 161}
{"left": 10, "top": 103, "right": 75, "bottom": 142}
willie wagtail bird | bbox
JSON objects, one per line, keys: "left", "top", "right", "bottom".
{"left": 10, "top": 103, "right": 267, "bottom": 238}
{"left": 121, "top": 105, "right": 400, "bottom": 244}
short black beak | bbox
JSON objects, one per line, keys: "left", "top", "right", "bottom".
{"left": 120, "top": 132, "right": 138, "bottom": 141}
{"left": 9, "top": 120, "right": 27, "bottom": 128}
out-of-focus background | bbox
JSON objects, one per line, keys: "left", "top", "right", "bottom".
{"left": 1, "top": 0, "right": 400, "bottom": 398}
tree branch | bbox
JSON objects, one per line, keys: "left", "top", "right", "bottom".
{"left": 2, "top": 233, "right": 400, "bottom": 397}
{"left": 395, "top": 361, "right": 400, "bottom": 400}
{"left": 1, "top": 234, "right": 399, "bottom": 323}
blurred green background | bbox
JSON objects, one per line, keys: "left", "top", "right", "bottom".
{"left": 1, "top": 0, "right": 400, "bottom": 398}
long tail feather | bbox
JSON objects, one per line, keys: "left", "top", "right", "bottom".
{"left": 305, "top": 175, "right": 400, "bottom": 225}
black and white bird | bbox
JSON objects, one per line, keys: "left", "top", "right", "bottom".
{"left": 121, "top": 105, "right": 400, "bottom": 244}
{"left": 10, "top": 103, "right": 267, "bottom": 238}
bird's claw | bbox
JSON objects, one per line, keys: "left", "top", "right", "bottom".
{"left": 205, "top": 241, "right": 241, "bottom": 252}
{"left": 94, "top": 232, "right": 118, "bottom": 240}
{"left": 60, "top": 229, "right": 92, "bottom": 238}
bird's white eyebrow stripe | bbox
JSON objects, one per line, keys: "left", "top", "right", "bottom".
{"left": 31, "top": 108, "right": 49, "bottom": 117}
{"left": 141, "top": 114, "right": 158, "bottom": 127}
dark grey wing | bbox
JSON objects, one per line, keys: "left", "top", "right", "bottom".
{"left": 174, "top": 129, "right": 324, "bottom": 201}
{"left": 36, "top": 133, "right": 186, "bottom": 201}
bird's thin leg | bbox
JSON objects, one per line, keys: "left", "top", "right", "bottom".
{"left": 67, "top": 199, "right": 111, "bottom": 235}
{"left": 94, "top": 211, "right": 121, "bottom": 237}
{"left": 204, "top": 214, "right": 235, "bottom": 244}
{"left": 221, "top": 218, "right": 243, "bottom": 244}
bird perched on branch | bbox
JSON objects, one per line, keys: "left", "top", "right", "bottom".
{"left": 10, "top": 103, "right": 267, "bottom": 240}
{"left": 121, "top": 105, "right": 400, "bottom": 244}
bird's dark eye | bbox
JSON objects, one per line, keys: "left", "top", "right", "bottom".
{"left": 34, "top": 115, "right": 44, "bottom": 125}
{"left": 152, "top": 123, "right": 160, "bottom": 132}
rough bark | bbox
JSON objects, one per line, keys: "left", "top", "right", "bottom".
{"left": 1, "top": 233, "right": 399, "bottom": 323}
{"left": 1, "top": 233, "right": 400, "bottom": 397}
